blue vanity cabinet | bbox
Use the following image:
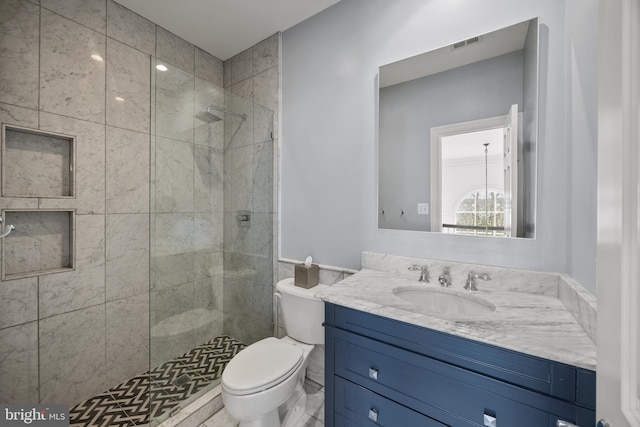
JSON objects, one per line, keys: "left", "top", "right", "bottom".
{"left": 324, "top": 303, "right": 596, "bottom": 427}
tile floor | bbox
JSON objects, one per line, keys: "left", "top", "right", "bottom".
{"left": 204, "top": 380, "right": 325, "bottom": 427}
{"left": 69, "top": 336, "right": 245, "bottom": 426}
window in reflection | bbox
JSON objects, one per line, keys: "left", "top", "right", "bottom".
{"left": 449, "top": 190, "right": 505, "bottom": 237}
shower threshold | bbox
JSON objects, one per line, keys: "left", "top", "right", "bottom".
{"left": 69, "top": 335, "right": 245, "bottom": 427}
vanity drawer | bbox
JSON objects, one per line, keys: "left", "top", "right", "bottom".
{"left": 327, "top": 303, "right": 590, "bottom": 406}
{"left": 330, "top": 326, "right": 587, "bottom": 427}
{"left": 334, "top": 376, "right": 446, "bottom": 426}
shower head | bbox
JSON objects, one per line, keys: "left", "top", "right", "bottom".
{"left": 195, "top": 105, "right": 247, "bottom": 124}
{"left": 208, "top": 105, "right": 247, "bottom": 121}
{"left": 195, "top": 109, "right": 223, "bottom": 123}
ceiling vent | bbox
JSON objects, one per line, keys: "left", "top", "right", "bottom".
{"left": 451, "top": 36, "right": 482, "bottom": 50}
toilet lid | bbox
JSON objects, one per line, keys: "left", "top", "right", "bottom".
{"left": 222, "top": 337, "right": 304, "bottom": 396}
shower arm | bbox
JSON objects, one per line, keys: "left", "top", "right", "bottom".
{"left": 207, "top": 106, "right": 247, "bottom": 121}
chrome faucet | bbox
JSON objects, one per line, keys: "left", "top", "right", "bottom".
{"left": 464, "top": 272, "right": 491, "bottom": 291}
{"left": 438, "top": 267, "right": 452, "bottom": 287}
{"left": 408, "top": 265, "right": 430, "bottom": 283}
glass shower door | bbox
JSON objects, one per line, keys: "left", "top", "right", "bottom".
{"left": 148, "top": 56, "right": 274, "bottom": 424}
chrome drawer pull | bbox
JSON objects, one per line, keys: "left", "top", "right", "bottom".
{"left": 484, "top": 413, "right": 497, "bottom": 427}
{"left": 557, "top": 421, "right": 579, "bottom": 427}
{"left": 368, "top": 408, "right": 378, "bottom": 423}
{"left": 369, "top": 367, "right": 378, "bottom": 380}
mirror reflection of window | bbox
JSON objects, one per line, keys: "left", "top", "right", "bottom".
{"left": 433, "top": 103, "right": 519, "bottom": 237}
{"left": 440, "top": 128, "right": 504, "bottom": 233}
{"left": 451, "top": 190, "right": 505, "bottom": 237}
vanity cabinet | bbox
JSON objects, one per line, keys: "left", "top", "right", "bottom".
{"left": 324, "top": 303, "right": 595, "bottom": 427}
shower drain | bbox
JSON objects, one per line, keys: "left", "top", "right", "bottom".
{"left": 171, "top": 373, "right": 192, "bottom": 388}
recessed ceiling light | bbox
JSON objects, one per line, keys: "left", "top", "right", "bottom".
{"left": 156, "top": 64, "right": 168, "bottom": 71}
{"left": 91, "top": 54, "right": 104, "bottom": 62}
{"left": 115, "top": 96, "right": 125, "bottom": 102}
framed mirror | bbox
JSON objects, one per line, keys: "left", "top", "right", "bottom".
{"left": 377, "top": 18, "right": 538, "bottom": 238}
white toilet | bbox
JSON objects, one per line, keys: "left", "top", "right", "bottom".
{"left": 221, "top": 278, "right": 328, "bottom": 427}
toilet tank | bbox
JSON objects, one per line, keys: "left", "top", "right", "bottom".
{"left": 275, "top": 279, "right": 329, "bottom": 344}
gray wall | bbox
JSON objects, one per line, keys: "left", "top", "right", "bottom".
{"left": 565, "top": 0, "right": 598, "bottom": 295}
{"left": 378, "top": 51, "right": 524, "bottom": 231}
{"left": 281, "top": 0, "right": 598, "bottom": 294}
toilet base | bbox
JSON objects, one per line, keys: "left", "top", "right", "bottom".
{"left": 237, "top": 410, "right": 279, "bottom": 427}
{"left": 234, "top": 374, "right": 307, "bottom": 427}
{"left": 279, "top": 373, "right": 307, "bottom": 427}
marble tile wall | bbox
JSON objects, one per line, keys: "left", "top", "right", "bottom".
{"left": 0, "top": 0, "right": 235, "bottom": 406}
{"left": 40, "top": 8, "right": 106, "bottom": 123}
{"left": 222, "top": 34, "right": 280, "bottom": 347}
{"left": 3, "top": 128, "right": 73, "bottom": 198}
{"left": 0, "top": 0, "right": 40, "bottom": 109}
{"left": 3, "top": 210, "right": 73, "bottom": 278}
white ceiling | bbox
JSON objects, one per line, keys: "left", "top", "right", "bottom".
{"left": 114, "top": 0, "right": 340, "bottom": 61}
{"left": 379, "top": 20, "right": 531, "bottom": 88}
{"left": 442, "top": 128, "right": 504, "bottom": 161}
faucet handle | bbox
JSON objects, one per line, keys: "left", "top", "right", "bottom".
{"left": 468, "top": 271, "right": 491, "bottom": 280}
{"left": 408, "top": 265, "right": 430, "bottom": 282}
{"left": 465, "top": 271, "right": 490, "bottom": 291}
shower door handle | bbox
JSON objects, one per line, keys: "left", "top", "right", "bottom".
{"left": 0, "top": 217, "right": 14, "bottom": 238}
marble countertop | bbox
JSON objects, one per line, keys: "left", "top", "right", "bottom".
{"left": 316, "top": 268, "right": 597, "bottom": 371}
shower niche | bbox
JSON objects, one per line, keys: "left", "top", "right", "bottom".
{"left": 2, "top": 124, "right": 76, "bottom": 198}
{"left": 1, "top": 124, "right": 77, "bottom": 280}
{"left": 1, "top": 209, "right": 76, "bottom": 280}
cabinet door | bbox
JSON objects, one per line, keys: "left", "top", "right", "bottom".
{"left": 328, "top": 302, "right": 581, "bottom": 403}
{"left": 334, "top": 377, "right": 446, "bottom": 427}
{"left": 332, "top": 328, "right": 585, "bottom": 427}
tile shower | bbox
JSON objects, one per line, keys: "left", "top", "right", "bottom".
{"left": 0, "top": 0, "right": 279, "bottom": 423}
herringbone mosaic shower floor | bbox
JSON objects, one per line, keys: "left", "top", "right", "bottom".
{"left": 69, "top": 336, "right": 245, "bottom": 427}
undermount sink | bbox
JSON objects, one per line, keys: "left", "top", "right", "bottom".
{"left": 393, "top": 287, "right": 496, "bottom": 316}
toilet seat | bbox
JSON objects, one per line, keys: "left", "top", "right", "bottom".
{"left": 222, "top": 337, "right": 303, "bottom": 396}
